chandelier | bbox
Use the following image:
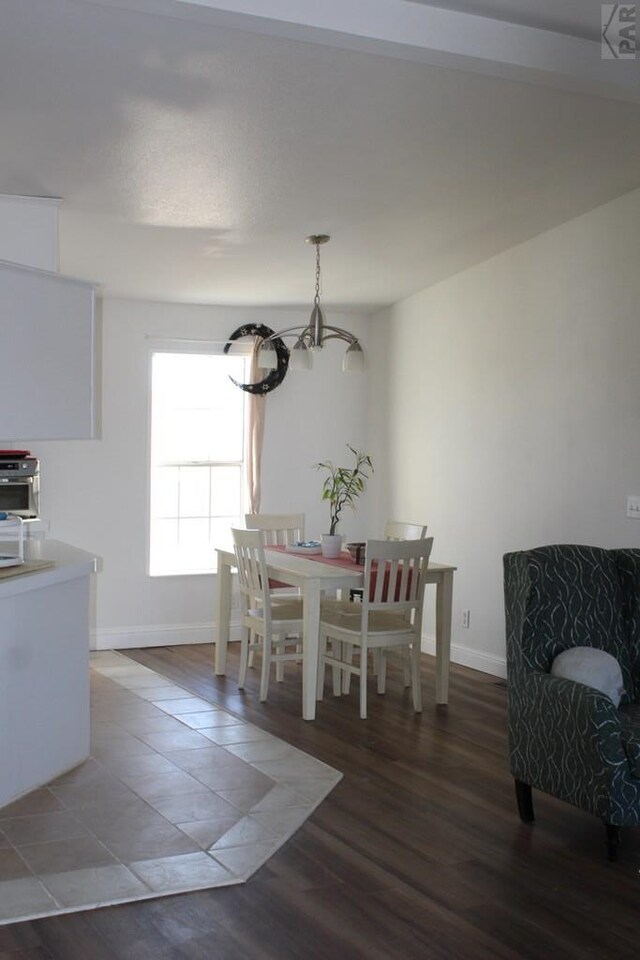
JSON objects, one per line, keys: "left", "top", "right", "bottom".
{"left": 258, "top": 235, "right": 365, "bottom": 373}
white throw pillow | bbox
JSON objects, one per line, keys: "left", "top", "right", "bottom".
{"left": 550, "top": 647, "right": 625, "bottom": 707}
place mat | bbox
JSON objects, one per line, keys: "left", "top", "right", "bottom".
{"left": 0, "top": 559, "right": 55, "bottom": 580}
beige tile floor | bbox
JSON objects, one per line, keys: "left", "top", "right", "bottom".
{"left": 0, "top": 651, "right": 341, "bottom": 925}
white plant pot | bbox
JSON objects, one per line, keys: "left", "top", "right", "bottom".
{"left": 321, "top": 534, "right": 342, "bottom": 559}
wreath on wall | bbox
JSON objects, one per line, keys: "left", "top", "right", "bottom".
{"left": 223, "top": 323, "right": 289, "bottom": 394}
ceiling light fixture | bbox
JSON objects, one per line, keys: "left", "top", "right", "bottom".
{"left": 258, "top": 235, "right": 364, "bottom": 374}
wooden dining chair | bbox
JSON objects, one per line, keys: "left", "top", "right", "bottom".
{"left": 384, "top": 520, "right": 428, "bottom": 541}
{"left": 244, "top": 513, "right": 305, "bottom": 546}
{"left": 232, "top": 528, "right": 304, "bottom": 702}
{"left": 243, "top": 513, "right": 306, "bottom": 673}
{"left": 317, "top": 537, "right": 434, "bottom": 718}
{"left": 349, "top": 519, "right": 428, "bottom": 601}
{"left": 379, "top": 522, "right": 429, "bottom": 683}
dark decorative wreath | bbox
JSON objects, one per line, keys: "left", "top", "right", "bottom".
{"left": 223, "top": 323, "right": 290, "bottom": 394}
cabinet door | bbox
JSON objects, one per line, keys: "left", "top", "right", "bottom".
{"left": 0, "top": 260, "right": 97, "bottom": 440}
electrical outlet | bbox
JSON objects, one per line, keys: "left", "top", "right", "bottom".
{"left": 462, "top": 609, "right": 471, "bottom": 628}
{"left": 627, "top": 496, "right": 640, "bottom": 519}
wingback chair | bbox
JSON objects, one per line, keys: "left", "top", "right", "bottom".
{"left": 504, "top": 544, "right": 640, "bottom": 860}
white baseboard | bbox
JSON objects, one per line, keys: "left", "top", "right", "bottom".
{"left": 422, "top": 636, "right": 506, "bottom": 679}
{"left": 92, "top": 622, "right": 243, "bottom": 651}
{"left": 92, "top": 623, "right": 506, "bottom": 679}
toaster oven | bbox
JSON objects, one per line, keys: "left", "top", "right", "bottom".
{"left": 0, "top": 457, "right": 40, "bottom": 518}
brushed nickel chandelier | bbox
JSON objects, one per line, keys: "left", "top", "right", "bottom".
{"left": 258, "top": 235, "right": 365, "bottom": 373}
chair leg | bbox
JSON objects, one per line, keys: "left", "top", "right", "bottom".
{"left": 515, "top": 779, "right": 535, "bottom": 823}
{"left": 316, "top": 632, "right": 327, "bottom": 701}
{"left": 402, "top": 647, "right": 411, "bottom": 687}
{"left": 376, "top": 650, "right": 387, "bottom": 694}
{"left": 238, "top": 626, "right": 250, "bottom": 689}
{"left": 275, "top": 638, "right": 285, "bottom": 682}
{"left": 605, "top": 824, "right": 620, "bottom": 862}
{"left": 410, "top": 639, "right": 422, "bottom": 712}
{"left": 248, "top": 639, "right": 255, "bottom": 669}
{"left": 332, "top": 640, "right": 343, "bottom": 696}
{"left": 360, "top": 645, "right": 368, "bottom": 719}
{"left": 342, "top": 643, "right": 353, "bottom": 694}
{"left": 259, "top": 633, "right": 271, "bottom": 702}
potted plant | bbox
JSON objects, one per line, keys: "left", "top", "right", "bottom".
{"left": 314, "top": 445, "right": 373, "bottom": 558}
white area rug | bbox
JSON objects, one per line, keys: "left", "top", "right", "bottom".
{"left": 0, "top": 651, "right": 342, "bottom": 924}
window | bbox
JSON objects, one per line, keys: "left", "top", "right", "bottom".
{"left": 149, "top": 345, "right": 247, "bottom": 576}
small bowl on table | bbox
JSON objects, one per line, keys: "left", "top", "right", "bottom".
{"left": 346, "top": 542, "right": 366, "bottom": 564}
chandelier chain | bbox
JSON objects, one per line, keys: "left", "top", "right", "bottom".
{"left": 314, "top": 241, "right": 321, "bottom": 307}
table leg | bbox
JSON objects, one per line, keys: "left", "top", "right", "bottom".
{"left": 302, "top": 579, "right": 320, "bottom": 721}
{"left": 435, "top": 570, "right": 454, "bottom": 704}
{"left": 214, "top": 557, "right": 232, "bottom": 676}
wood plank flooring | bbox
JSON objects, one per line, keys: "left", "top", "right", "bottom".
{"left": 2, "top": 645, "right": 640, "bottom": 959}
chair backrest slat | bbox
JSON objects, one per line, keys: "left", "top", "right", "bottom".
{"left": 245, "top": 513, "right": 305, "bottom": 546}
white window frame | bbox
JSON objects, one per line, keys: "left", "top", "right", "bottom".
{"left": 146, "top": 338, "right": 249, "bottom": 577}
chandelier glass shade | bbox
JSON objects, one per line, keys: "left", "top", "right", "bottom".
{"left": 258, "top": 235, "right": 364, "bottom": 373}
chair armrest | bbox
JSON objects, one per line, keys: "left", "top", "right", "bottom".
{"left": 509, "top": 670, "right": 630, "bottom": 819}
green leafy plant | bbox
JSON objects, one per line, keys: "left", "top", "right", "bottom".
{"left": 315, "top": 445, "right": 374, "bottom": 535}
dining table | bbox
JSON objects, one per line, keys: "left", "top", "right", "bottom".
{"left": 214, "top": 544, "right": 456, "bottom": 721}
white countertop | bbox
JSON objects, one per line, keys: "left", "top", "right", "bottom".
{"left": 0, "top": 539, "right": 98, "bottom": 599}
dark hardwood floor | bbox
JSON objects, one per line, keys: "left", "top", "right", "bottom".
{"left": 3, "top": 646, "right": 640, "bottom": 959}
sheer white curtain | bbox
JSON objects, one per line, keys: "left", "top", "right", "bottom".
{"left": 246, "top": 339, "right": 266, "bottom": 513}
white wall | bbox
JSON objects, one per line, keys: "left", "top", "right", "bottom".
{"left": 370, "top": 186, "right": 640, "bottom": 677}
{"left": 0, "top": 196, "right": 60, "bottom": 271}
{"left": 30, "top": 299, "right": 372, "bottom": 648}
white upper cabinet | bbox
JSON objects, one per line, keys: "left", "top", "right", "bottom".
{"left": 0, "top": 260, "right": 98, "bottom": 440}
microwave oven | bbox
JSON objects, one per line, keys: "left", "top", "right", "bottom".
{"left": 0, "top": 458, "right": 40, "bottom": 518}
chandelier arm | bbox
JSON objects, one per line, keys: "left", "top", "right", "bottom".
{"left": 318, "top": 325, "right": 360, "bottom": 345}
{"left": 263, "top": 325, "right": 312, "bottom": 342}
{"left": 257, "top": 234, "right": 363, "bottom": 364}
{"left": 263, "top": 326, "right": 360, "bottom": 347}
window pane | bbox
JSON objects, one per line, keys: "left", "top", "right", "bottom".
{"left": 154, "top": 354, "right": 212, "bottom": 408}
{"left": 151, "top": 354, "right": 245, "bottom": 464}
{"left": 210, "top": 517, "right": 241, "bottom": 549}
{"left": 176, "top": 518, "right": 214, "bottom": 573}
{"left": 149, "top": 349, "right": 246, "bottom": 576}
{"left": 211, "top": 466, "right": 242, "bottom": 517}
{"left": 203, "top": 382, "right": 244, "bottom": 461}
{"left": 151, "top": 466, "right": 179, "bottom": 519}
{"left": 177, "top": 517, "right": 211, "bottom": 551}
{"left": 156, "top": 410, "right": 212, "bottom": 464}
{"left": 149, "top": 518, "right": 179, "bottom": 575}
{"left": 179, "top": 466, "right": 210, "bottom": 518}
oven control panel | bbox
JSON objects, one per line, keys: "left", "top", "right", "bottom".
{"left": 0, "top": 458, "right": 39, "bottom": 479}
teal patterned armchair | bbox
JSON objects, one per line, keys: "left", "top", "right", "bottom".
{"left": 504, "top": 544, "right": 640, "bottom": 860}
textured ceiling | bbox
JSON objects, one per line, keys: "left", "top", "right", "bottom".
{"left": 1, "top": 0, "right": 639, "bottom": 307}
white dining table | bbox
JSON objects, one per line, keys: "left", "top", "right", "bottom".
{"left": 214, "top": 546, "right": 456, "bottom": 720}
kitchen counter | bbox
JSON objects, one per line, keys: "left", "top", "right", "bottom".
{"left": 0, "top": 539, "right": 98, "bottom": 809}
{"left": 0, "top": 538, "right": 97, "bottom": 596}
